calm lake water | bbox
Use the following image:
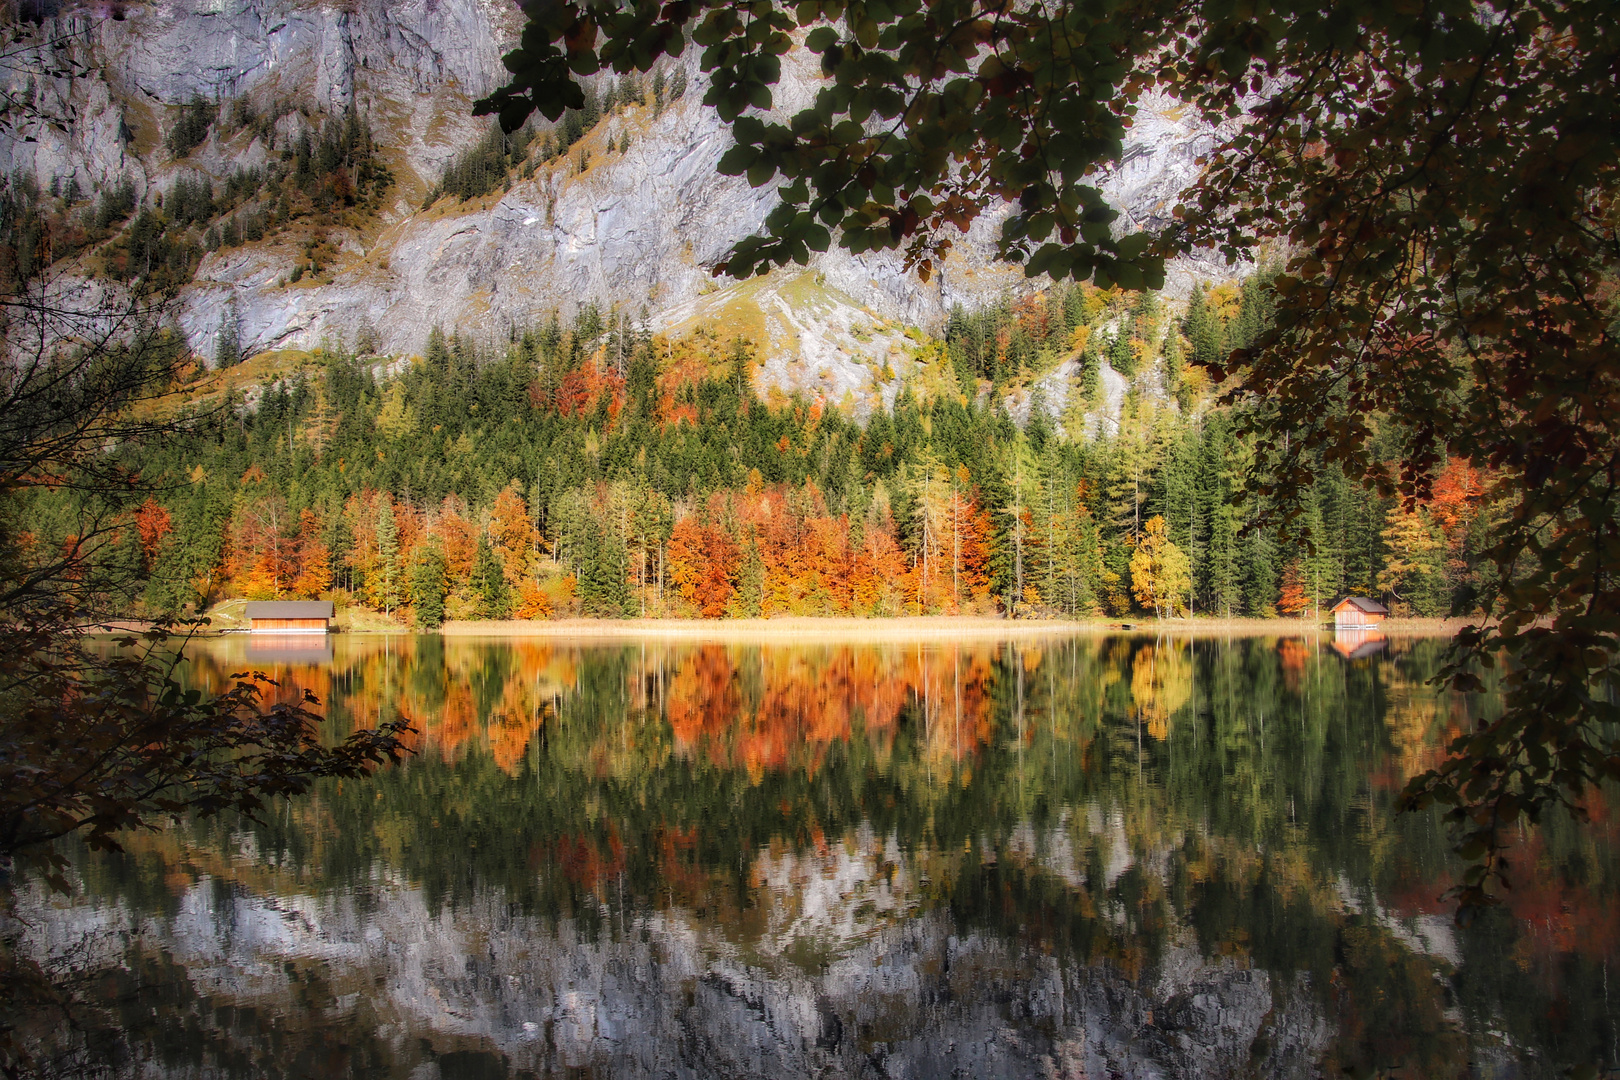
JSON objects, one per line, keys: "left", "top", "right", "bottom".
{"left": 24, "top": 631, "right": 1620, "bottom": 1078}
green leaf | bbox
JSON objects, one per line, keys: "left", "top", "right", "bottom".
{"left": 718, "top": 145, "right": 759, "bottom": 175}
{"left": 805, "top": 26, "right": 839, "bottom": 51}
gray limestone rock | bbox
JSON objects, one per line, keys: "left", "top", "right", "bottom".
{"left": 2, "top": 0, "right": 1243, "bottom": 404}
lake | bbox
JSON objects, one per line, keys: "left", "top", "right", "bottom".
{"left": 19, "top": 630, "right": 1619, "bottom": 1078}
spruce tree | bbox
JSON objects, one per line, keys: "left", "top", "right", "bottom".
{"left": 1107, "top": 321, "right": 1136, "bottom": 377}
{"left": 1208, "top": 504, "right": 1242, "bottom": 617}
{"left": 1162, "top": 321, "right": 1184, "bottom": 405}
{"left": 472, "top": 534, "right": 511, "bottom": 618}
{"left": 579, "top": 535, "right": 632, "bottom": 616}
{"left": 375, "top": 500, "right": 399, "bottom": 617}
{"left": 410, "top": 544, "right": 447, "bottom": 628}
{"left": 1243, "top": 529, "right": 1279, "bottom": 616}
{"left": 214, "top": 297, "right": 242, "bottom": 369}
{"left": 1186, "top": 284, "right": 1222, "bottom": 371}
{"left": 1078, "top": 335, "right": 1101, "bottom": 404}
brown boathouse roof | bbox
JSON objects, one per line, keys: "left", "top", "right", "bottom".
{"left": 1330, "top": 596, "right": 1390, "bottom": 615}
{"left": 244, "top": 601, "right": 335, "bottom": 620}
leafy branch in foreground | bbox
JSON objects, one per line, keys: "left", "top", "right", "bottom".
{"left": 0, "top": 622, "right": 415, "bottom": 892}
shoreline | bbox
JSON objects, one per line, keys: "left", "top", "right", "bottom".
{"left": 429, "top": 615, "right": 1472, "bottom": 641}
{"left": 92, "top": 615, "right": 1476, "bottom": 640}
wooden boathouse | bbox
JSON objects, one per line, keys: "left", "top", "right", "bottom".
{"left": 1329, "top": 596, "right": 1389, "bottom": 629}
{"left": 244, "top": 600, "right": 335, "bottom": 634}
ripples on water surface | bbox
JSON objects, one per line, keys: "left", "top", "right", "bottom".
{"left": 22, "top": 632, "right": 1620, "bottom": 1078}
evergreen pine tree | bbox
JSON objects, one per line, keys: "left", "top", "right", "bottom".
{"left": 1074, "top": 338, "right": 1099, "bottom": 407}
{"left": 472, "top": 534, "right": 511, "bottom": 618}
{"left": 1108, "top": 321, "right": 1136, "bottom": 377}
{"left": 375, "top": 500, "right": 399, "bottom": 616}
{"left": 1243, "top": 529, "right": 1279, "bottom": 616}
{"left": 1162, "top": 321, "right": 1185, "bottom": 405}
{"left": 579, "top": 534, "right": 632, "bottom": 616}
{"left": 214, "top": 297, "right": 242, "bottom": 369}
{"left": 410, "top": 544, "right": 447, "bottom": 628}
{"left": 1186, "top": 284, "right": 1222, "bottom": 370}
{"left": 1208, "top": 503, "right": 1242, "bottom": 617}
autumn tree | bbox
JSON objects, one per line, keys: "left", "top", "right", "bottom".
{"left": 489, "top": 480, "right": 541, "bottom": 587}
{"left": 1277, "top": 560, "right": 1310, "bottom": 619}
{"left": 291, "top": 508, "right": 332, "bottom": 599}
{"left": 1129, "top": 516, "right": 1191, "bottom": 619}
{"left": 849, "top": 506, "right": 907, "bottom": 615}
{"left": 668, "top": 510, "right": 739, "bottom": 618}
{"left": 1378, "top": 507, "right": 1447, "bottom": 618}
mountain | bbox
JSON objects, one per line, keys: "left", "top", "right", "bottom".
{"left": 1, "top": 0, "right": 1233, "bottom": 407}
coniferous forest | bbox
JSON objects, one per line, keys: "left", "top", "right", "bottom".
{"left": 53, "top": 273, "right": 1496, "bottom": 628}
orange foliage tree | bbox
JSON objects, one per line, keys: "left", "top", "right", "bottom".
{"left": 667, "top": 508, "right": 739, "bottom": 617}
{"left": 132, "top": 498, "right": 172, "bottom": 575}
{"left": 1278, "top": 559, "right": 1310, "bottom": 617}
{"left": 290, "top": 509, "right": 332, "bottom": 598}
{"left": 434, "top": 498, "right": 479, "bottom": 586}
{"left": 489, "top": 481, "right": 541, "bottom": 587}
{"left": 224, "top": 493, "right": 293, "bottom": 600}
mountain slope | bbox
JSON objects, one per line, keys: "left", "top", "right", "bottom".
{"left": 3, "top": 0, "right": 1234, "bottom": 399}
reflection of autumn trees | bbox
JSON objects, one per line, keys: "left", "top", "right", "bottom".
{"left": 153, "top": 634, "right": 1619, "bottom": 1076}
{"left": 662, "top": 643, "right": 997, "bottom": 777}
{"left": 182, "top": 637, "right": 573, "bottom": 774}
{"left": 1128, "top": 640, "right": 1192, "bottom": 741}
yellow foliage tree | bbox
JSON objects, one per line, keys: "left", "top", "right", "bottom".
{"left": 1129, "top": 516, "right": 1191, "bottom": 618}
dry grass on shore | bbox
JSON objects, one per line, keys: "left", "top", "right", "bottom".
{"left": 93, "top": 613, "right": 1476, "bottom": 641}
{"left": 434, "top": 615, "right": 1472, "bottom": 641}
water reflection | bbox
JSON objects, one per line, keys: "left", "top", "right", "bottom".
{"left": 21, "top": 633, "right": 1620, "bottom": 1079}
{"left": 244, "top": 632, "right": 334, "bottom": 664}
{"left": 1330, "top": 627, "right": 1388, "bottom": 660}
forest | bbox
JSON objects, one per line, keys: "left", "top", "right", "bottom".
{"left": 32, "top": 269, "right": 1497, "bottom": 627}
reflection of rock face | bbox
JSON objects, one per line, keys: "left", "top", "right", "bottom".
{"left": 20, "top": 831, "right": 1327, "bottom": 1080}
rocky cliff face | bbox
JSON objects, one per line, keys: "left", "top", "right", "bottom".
{"left": 3, "top": 0, "right": 1236, "bottom": 407}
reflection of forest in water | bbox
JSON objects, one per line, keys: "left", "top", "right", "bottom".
{"left": 27, "top": 634, "right": 1620, "bottom": 1078}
